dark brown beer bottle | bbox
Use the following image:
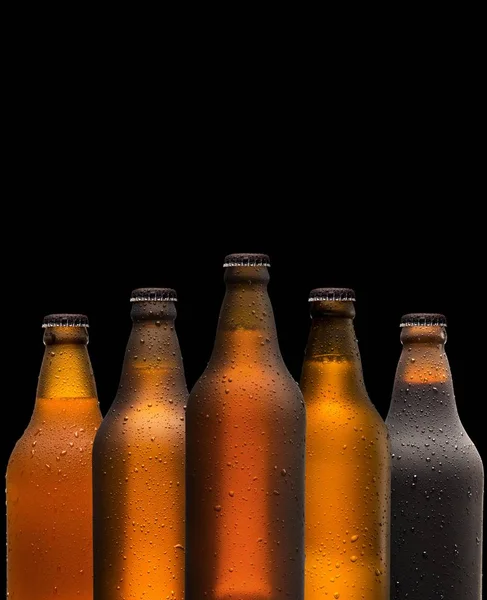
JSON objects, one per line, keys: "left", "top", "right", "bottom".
{"left": 6, "top": 314, "right": 102, "bottom": 599}
{"left": 93, "top": 289, "right": 188, "bottom": 599}
{"left": 300, "top": 289, "right": 391, "bottom": 600}
{"left": 386, "top": 314, "right": 483, "bottom": 599}
{"left": 185, "top": 254, "right": 306, "bottom": 600}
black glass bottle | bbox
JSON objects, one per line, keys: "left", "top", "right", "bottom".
{"left": 386, "top": 313, "right": 483, "bottom": 599}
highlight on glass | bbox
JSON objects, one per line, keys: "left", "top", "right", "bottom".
{"left": 301, "top": 288, "right": 390, "bottom": 600}
{"left": 185, "top": 253, "right": 306, "bottom": 599}
{"left": 6, "top": 314, "right": 102, "bottom": 599}
{"left": 92, "top": 288, "right": 188, "bottom": 599}
{"left": 386, "top": 313, "right": 483, "bottom": 599}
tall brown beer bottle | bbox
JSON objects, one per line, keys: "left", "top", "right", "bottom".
{"left": 185, "top": 254, "right": 306, "bottom": 600}
{"left": 300, "top": 289, "right": 390, "bottom": 600}
{"left": 386, "top": 314, "right": 483, "bottom": 599}
{"left": 93, "top": 288, "right": 188, "bottom": 599}
{"left": 6, "top": 314, "right": 102, "bottom": 599}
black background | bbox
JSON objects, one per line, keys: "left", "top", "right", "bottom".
{"left": 3, "top": 226, "right": 482, "bottom": 575}
{"left": 2, "top": 23, "right": 484, "bottom": 586}
{"left": 3, "top": 234, "right": 472, "bottom": 436}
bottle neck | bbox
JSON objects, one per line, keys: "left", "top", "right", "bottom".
{"left": 301, "top": 314, "right": 367, "bottom": 397}
{"left": 211, "top": 268, "right": 281, "bottom": 363}
{"left": 117, "top": 311, "right": 186, "bottom": 400}
{"left": 36, "top": 326, "right": 97, "bottom": 400}
{"left": 390, "top": 326, "right": 458, "bottom": 419}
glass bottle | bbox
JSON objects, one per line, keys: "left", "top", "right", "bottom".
{"left": 185, "top": 254, "right": 306, "bottom": 600}
{"left": 386, "top": 313, "right": 483, "bottom": 599}
{"left": 93, "top": 288, "right": 188, "bottom": 599}
{"left": 7, "top": 314, "right": 102, "bottom": 599}
{"left": 300, "top": 289, "right": 390, "bottom": 600}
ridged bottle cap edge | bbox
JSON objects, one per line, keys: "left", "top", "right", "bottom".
{"left": 400, "top": 313, "right": 447, "bottom": 327}
{"left": 42, "top": 314, "right": 89, "bottom": 328}
{"left": 308, "top": 288, "right": 356, "bottom": 302}
{"left": 223, "top": 253, "right": 271, "bottom": 267}
{"left": 130, "top": 288, "right": 178, "bottom": 302}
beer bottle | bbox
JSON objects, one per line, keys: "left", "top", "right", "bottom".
{"left": 300, "top": 289, "right": 390, "bottom": 600}
{"left": 386, "top": 314, "right": 483, "bottom": 599}
{"left": 185, "top": 254, "right": 306, "bottom": 600}
{"left": 6, "top": 314, "right": 102, "bottom": 599}
{"left": 93, "top": 288, "right": 187, "bottom": 599}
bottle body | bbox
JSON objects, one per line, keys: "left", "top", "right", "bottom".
{"left": 185, "top": 256, "right": 306, "bottom": 600}
{"left": 6, "top": 317, "right": 102, "bottom": 600}
{"left": 301, "top": 291, "right": 390, "bottom": 600}
{"left": 386, "top": 316, "right": 483, "bottom": 599}
{"left": 186, "top": 349, "right": 306, "bottom": 599}
{"left": 93, "top": 290, "right": 188, "bottom": 600}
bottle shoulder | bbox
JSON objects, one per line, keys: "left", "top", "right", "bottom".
{"left": 303, "top": 383, "right": 382, "bottom": 412}
{"left": 106, "top": 384, "right": 188, "bottom": 409}
{"left": 7, "top": 411, "right": 100, "bottom": 474}
{"left": 187, "top": 360, "right": 304, "bottom": 410}
{"left": 93, "top": 397, "right": 186, "bottom": 450}
{"left": 6, "top": 434, "right": 26, "bottom": 471}
{"left": 193, "top": 354, "right": 301, "bottom": 385}
{"left": 387, "top": 423, "right": 484, "bottom": 472}
{"left": 306, "top": 391, "right": 388, "bottom": 435}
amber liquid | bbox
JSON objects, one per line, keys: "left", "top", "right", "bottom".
{"left": 93, "top": 316, "right": 187, "bottom": 600}
{"left": 186, "top": 328, "right": 305, "bottom": 599}
{"left": 93, "top": 390, "right": 185, "bottom": 598}
{"left": 302, "top": 356, "right": 390, "bottom": 600}
{"left": 7, "top": 396, "right": 101, "bottom": 600}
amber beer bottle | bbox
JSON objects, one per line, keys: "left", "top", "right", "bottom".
{"left": 300, "top": 289, "right": 390, "bottom": 600}
{"left": 93, "top": 288, "right": 187, "bottom": 599}
{"left": 6, "top": 314, "right": 102, "bottom": 600}
{"left": 386, "top": 314, "right": 483, "bottom": 599}
{"left": 185, "top": 254, "right": 306, "bottom": 600}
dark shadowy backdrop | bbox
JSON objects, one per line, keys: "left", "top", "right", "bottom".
{"left": 2, "top": 209, "right": 481, "bottom": 585}
{"left": 2, "top": 14, "right": 482, "bottom": 589}
{"left": 4, "top": 232, "right": 471, "bottom": 431}
{"left": 3, "top": 223, "right": 476, "bottom": 455}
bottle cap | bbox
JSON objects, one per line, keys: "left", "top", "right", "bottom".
{"left": 400, "top": 313, "right": 447, "bottom": 327}
{"left": 42, "top": 314, "right": 89, "bottom": 328}
{"left": 130, "top": 288, "right": 177, "bottom": 302}
{"left": 308, "top": 288, "right": 356, "bottom": 302}
{"left": 223, "top": 253, "right": 271, "bottom": 267}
